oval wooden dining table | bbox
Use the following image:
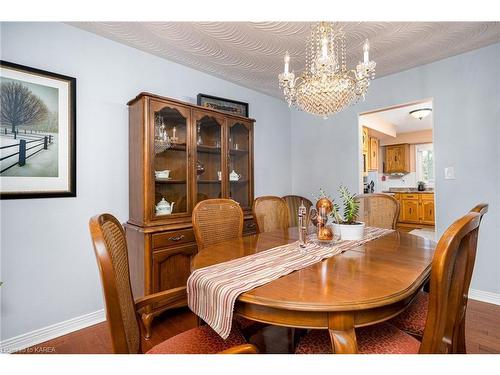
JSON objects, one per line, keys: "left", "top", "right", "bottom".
{"left": 191, "top": 228, "right": 436, "bottom": 354}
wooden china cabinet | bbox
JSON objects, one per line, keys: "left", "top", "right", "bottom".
{"left": 125, "top": 93, "right": 255, "bottom": 337}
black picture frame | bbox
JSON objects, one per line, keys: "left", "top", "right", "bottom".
{"left": 197, "top": 93, "right": 249, "bottom": 117}
{"left": 0, "top": 60, "right": 76, "bottom": 199}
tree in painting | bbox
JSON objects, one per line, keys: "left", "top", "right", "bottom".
{"left": 1, "top": 81, "right": 49, "bottom": 133}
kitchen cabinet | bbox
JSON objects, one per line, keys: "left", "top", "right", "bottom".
{"left": 401, "top": 199, "right": 420, "bottom": 223}
{"left": 369, "top": 137, "right": 379, "bottom": 171}
{"left": 397, "top": 192, "right": 435, "bottom": 228}
{"left": 362, "top": 152, "right": 368, "bottom": 177}
{"left": 421, "top": 194, "right": 435, "bottom": 225}
{"left": 384, "top": 144, "right": 410, "bottom": 174}
{"left": 362, "top": 127, "right": 369, "bottom": 153}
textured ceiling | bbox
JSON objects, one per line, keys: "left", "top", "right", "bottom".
{"left": 71, "top": 22, "right": 500, "bottom": 98}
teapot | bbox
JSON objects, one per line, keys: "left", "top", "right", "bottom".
{"left": 155, "top": 198, "right": 175, "bottom": 215}
{"left": 229, "top": 170, "right": 242, "bottom": 181}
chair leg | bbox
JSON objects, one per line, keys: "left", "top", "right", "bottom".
{"left": 141, "top": 313, "right": 154, "bottom": 340}
{"left": 289, "top": 328, "right": 307, "bottom": 353}
{"left": 455, "top": 319, "right": 467, "bottom": 354}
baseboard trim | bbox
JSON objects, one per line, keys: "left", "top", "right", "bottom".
{"left": 469, "top": 289, "right": 500, "bottom": 306}
{"left": 0, "top": 309, "right": 105, "bottom": 353}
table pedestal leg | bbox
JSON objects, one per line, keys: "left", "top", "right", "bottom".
{"left": 328, "top": 312, "right": 358, "bottom": 354}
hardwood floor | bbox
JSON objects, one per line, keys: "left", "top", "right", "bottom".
{"left": 17, "top": 299, "right": 500, "bottom": 354}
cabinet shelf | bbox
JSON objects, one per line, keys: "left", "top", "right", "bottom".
{"left": 196, "top": 145, "right": 222, "bottom": 154}
{"left": 158, "top": 143, "right": 227, "bottom": 155}
{"left": 197, "top": 180, "right": 222, "bottom": 184}
{"left": 230, "top": 149, "right": 249, "bottom": 155}
{"left": 155, "top": 179, "right": 187, "bottom": 184}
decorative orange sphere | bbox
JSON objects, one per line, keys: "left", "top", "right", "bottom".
{"left": 316, "top": 197, "right": 333, "bottom": 215}
{"left": 318, "top": 225, "right": 334, "bottom": 241}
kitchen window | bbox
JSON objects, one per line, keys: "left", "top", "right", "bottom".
{"left": 416, "top": 143, "right": 434, "bottom": 186}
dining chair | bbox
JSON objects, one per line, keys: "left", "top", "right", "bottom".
{"left": 355, "top": 193, "right": 400, "bottom": 229}
{"left": 296, "top": 203, "right": 488, "bottom": 354}
{"left": 253, "top": 196, "right": 290, "bottom": 233}
{"left": 89, "top": 213, "right": 257, "bottom": 354}
{"left": 192, "top": 198, "right": 244, "bottom": 250}
{"left": 192, "top": 199, "right": 262, "bottom": 333}
{"left": 389, "top": 203, "right": 489, "bottom": 350}
{"left": 282, "top": 195, "right": 313, "bottom": 228}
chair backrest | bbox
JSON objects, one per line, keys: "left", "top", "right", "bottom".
{"left": 252, "top": 196, "right": 290, "bottom": 233}
{"left": 89, "top": 213, "right": 141, "bottom": 354}
{"left": 192, "top": 199, "right": 244, "bottom": 250}
{"left": 355, "top": 193, "right": 400, "bottom": 229}
{"left": 282, "top": 195, "right": 313, "bottom": 227}
{"left": 419, "top": 204, "right": 488, "bottom": 353}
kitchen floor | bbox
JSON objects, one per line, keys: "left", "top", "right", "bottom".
{"left": 409, "top": 228, "right": 437, "bottom": 242}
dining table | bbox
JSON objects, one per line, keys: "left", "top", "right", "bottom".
{"left": 191, "top": 227, "right": 436, "bottom": 354}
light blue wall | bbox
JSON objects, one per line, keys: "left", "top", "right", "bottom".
{"left": 0, "top": 22, "right": 292, "bottom": 340}
{"left": 291, "top": 43, "right": 500, "bottom": 295}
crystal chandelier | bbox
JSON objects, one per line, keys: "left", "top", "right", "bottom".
{"left": 154, "top": 114, "right": 172, "bottom": 154}
{"left": 278, "top": 22, "right": 376, "bottom": 119}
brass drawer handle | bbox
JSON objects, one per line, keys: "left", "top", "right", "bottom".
{"left": 169, "top": 234, "right": 185, "bottom": 242}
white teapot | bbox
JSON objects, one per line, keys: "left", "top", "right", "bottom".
{"left": 155, "top": 198, "right": 175, "bottom": 215}
{"left": 229, "top": 170, "right": 242, "bottom": 181}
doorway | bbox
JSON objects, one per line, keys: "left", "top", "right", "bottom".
{"left": 357, "top": 99, "right": 436, "bottom": 238}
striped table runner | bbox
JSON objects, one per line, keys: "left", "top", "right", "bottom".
{"left": 187, "top": 227, "right": 393, "bottom": 339}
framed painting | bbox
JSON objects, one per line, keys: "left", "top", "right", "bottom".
{"left": 0, "top": 61, "right": 76, "bottom": 199}
{"left": 197, "top": 93, "right": 249, "bottom": 117}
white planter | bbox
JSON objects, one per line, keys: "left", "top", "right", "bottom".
{"left": 333, "top": 222, "right": 365, "bottom": 241}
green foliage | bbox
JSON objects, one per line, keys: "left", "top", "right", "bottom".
{"left": 338, "top": 185, "right": 359, "bottom": 224}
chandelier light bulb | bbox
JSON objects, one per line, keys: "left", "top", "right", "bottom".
{"left": 321, "top": 37, "right": 328, "bottom": 60}
{"left": 284, "top": 51, "right": 290, "bottom": 74}
{"left": 363, "top": 39, "right": 370, "bottom": 63}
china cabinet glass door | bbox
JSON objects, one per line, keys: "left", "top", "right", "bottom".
{"left": 194, "top": 113, "right": 224, "bottom": 205}
{"left": 151, "top": 101, "right": 190, "bottom": 218}
{"left": 228, "top": 120, "right": 251, "bottom": 209}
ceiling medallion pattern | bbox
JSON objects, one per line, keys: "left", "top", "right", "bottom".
{"left": 278, "top": 22, "right": 376, "bottom": 118}
{"left": 71, "top": 22, "right": 500, "bottom": 99}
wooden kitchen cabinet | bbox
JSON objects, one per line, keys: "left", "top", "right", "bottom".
{"left": 362, "top": 127, "right": 369, "bottom": 152}
{"left": 421, "top": 194, "right": 435, "bottom": 225}
{"left": 384, "top": 144, "right": 410, "bottom": 174}
{"left": 401, "top": 199, "right": 420, "bottom": 223}
{"left": 397, "top": 192, "right": 435, "bottom": 228}
{"left": 369, "top": 137, "right": 379, "bottom": 171}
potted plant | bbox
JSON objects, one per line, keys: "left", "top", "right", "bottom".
{"left": 331, "top": 185, "right": 365, "bottom": 240}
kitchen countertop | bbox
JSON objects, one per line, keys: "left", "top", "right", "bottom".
{"left": 382, "top": 189, "right": 434, "bottom": 194}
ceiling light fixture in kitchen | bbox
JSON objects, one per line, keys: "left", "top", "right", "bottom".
{"left": 409, "top": 108, "right": 432, "bottom": 120}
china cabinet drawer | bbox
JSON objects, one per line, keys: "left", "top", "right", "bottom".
{"left": 152, "top": 228, "right": 196, "bottom": 250}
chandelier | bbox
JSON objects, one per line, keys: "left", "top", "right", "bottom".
{"left": 154, "top": 113, "right": 172, "bottom": 154}
{"left": 278, "top": 22, "right": 376, "bottom": 119}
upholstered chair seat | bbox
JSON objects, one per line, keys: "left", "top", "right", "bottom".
{"left": 147, "top": 325, "right": 247, "bottom": 354}
{"left": 389, "top": 291, "right": 429, "bottom": 338}
{"left": 295, "top": 323, "right": 420, "bottom": 354}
